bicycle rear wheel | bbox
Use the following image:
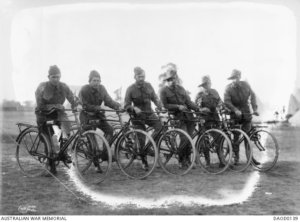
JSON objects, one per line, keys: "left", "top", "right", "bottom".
{"left": 196, "top": 129, "right": 232, "bottom": 174}
{"left": 115, "top": 129, "right": 158, "bottom": 179}
{"left": 228, "top": 129, "right": 253, "bottom": 172}
{"left": 158, "top": 128, "right": 196, "bottom": 176}
{"left": 250, "top": 129, "right": 279, "bottom": 171}
{"left": 16, "top": 128, "right": 50, "bottom": 177}
{"left": 73, "top": 130, "right": 112, "bottom": 184}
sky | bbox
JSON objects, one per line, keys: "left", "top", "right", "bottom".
{"left": 5, "top": 2, "right": 297, "bottom": 117}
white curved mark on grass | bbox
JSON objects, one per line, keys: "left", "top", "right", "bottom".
{"left": 67, "top": 126, "right": 275, "bottom": 208}
{"left": 67, "top": 125, "right": 277, "bottom": 207}
{"left": 68, "top": 168, "right": 260, "bottom": 208}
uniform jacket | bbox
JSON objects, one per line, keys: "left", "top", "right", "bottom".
{"left": 160, "top": 84, "right": 198, "bottom": 120}
{"left": 124, "top": 81, "right": 162, "bottom": 112}
{"left": 195, "top": 88, "right": 221, "bottom": 121}
{"left": 35, "top": 81, "right": 75, "bottom": 111}
{"left": 224, "top": 81, "right": 257, "bottom": 114}
{"left": 79, "top": 84, "right": 120, "bottom": 112}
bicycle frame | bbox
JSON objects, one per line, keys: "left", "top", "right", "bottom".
{"left": 17, "top": 109, "right": 82, "bottom": 162}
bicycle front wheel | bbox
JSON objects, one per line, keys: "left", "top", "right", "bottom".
{"left": 227, "top": 128, "right": 253, "bottom": 172}
{"left": 16, "top": 128, "right": 50, "bottom": 177}
{"left": 158, "top": 128, "right": 196, "bottom": 176}
{"left": 250, "top": 129, "right": 279, "bottom": 171}
{"left": 115, "top": 129, "right": 158, "bottom": 179}
{"left": 196, "top": 129, "right": 233, "bottom": 174}
{"left": 73, "top": 130, "right": 112, "bottom": 184}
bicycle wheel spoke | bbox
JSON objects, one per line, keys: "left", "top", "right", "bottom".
{"left": 228, "top": 129, "right": 253, "bottom": 172}
{"left": 116, "top": 129, "right": 158, "bottom": 179}
{"left": 196, "top": 129, "right": 232, "bottom": 174}
{"left": 158, "top": 129, "right": 196, "bottom": 176}
{"left": 250, "top": 130, "right": 279, "bottom": 171}
{"left": 16, "top": 128, "right": 49, "bottom": 177}
{"left": 74, "top": 131, "right": 111, "bottom": 184}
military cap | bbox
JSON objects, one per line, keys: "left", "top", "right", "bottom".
{"left": 48, "top": 65, "right": 61, "bottom": 76}
{"left": 198, "top": 75, "right": 211, "bottom": 87}
{"left": 164, "top": 69, "right": 177, "bottom": 81}
{"left": 228, "top": 69, "right": 241, "bottom": 80}
{"left": 133, "top": 66, "right": 144, "bottom": 76}
{"left": 89, "top": 70, "right": 101, "bottom": 82}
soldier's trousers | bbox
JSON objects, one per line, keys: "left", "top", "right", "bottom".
{"left": 131, "top": 113, "right": 162, "bottom": 156}
{"left": 79, "top": 112, "right": 114, "bottom": 141}
{"left": 178, "top": 120, "right": 195, "bottom": 163}
{"left": 36, "top": 111, "right": 71, "bottom": 138}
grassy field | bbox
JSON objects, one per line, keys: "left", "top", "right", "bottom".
{"left": 1, "top": 111, "right": 300, "bottom": 215}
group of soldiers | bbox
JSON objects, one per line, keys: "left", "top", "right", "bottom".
{"left": 35, "top": 64, "right": 259, "bottom": 174}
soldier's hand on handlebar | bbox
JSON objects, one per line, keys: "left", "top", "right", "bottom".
{"left": 133, "top": 107, "right": 142, "bottom": 114}
{"left": 200, "top": 107, "right": 210, "bottom": 113}
{"left": 234, "top": 109, "right": 242, "bottom": 117}
{"left": 155, "top": 107, "right": 167, "bottom": 114}
{"left": 178, "top": 105, "right": 187, "bottom": 111}
{"left": 75, "top": 104, "right": 83, "bottom": 112}
{"left": 53, "top": 104, "right": 65, "bottom": 110}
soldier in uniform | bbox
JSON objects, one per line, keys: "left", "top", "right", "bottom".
{"left": 35, "top": 65, "right": 77, "bottom": 173}
{"left": 195, "top": 75, "right": 222, "bottom": 127}
{"left": 79, "top": 70, "right": 121, "bottom": 173}
{"left": 79, "top": 70, "right": 121, "bottom": 141}
{"left": 124, "top": 66, "right": 163, "bottom": 170}
{"left": 160, "top": 69, "right": 199, "bottom": 168}
{"left": 224, "top": 69, "right": 259, "bottom": 165}
{"left": 195, "top": 75, "right": 224, "bottom": 167}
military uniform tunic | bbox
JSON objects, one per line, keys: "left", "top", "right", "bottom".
{"left": 224, "top": 80, "right": 257, "bottom": 132}
{"left": 224, "top": 81, "right": 257, "bottom": 119}
{"left": 35, "top": 81, "right": 76, "bottom": 135}
{"left": 79, "top": 84, "right": 120, "bottom": 137}
{"left": 124, "top": 82, "right": 162, "bottom": 112}
{"left": 195, "top": 88, "right": 221, "bottom": 123}
{"left": 35, "top": 81, "right": 75, "bottom": 111}
{"left": 124, "top": 81, "right": 162, "bottom": 134}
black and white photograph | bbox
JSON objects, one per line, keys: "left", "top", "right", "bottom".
{"left": 0, "top": 0, "right": 300, "bottom": 217}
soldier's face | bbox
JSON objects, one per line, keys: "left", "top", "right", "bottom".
{"left": 232, "top": 76, "right": 241, "bottom": 84}
{"left": 135, "top": 72, "right": 145, "bottom": 84}
{"left": 205, "top": 80, "right": 211, "bottom": 89}
{"left": 166, "top": 78, "right": 176, "bottom": 87}
{"left": 48, "top": 74, "right": 61, "bottom": 86}
{"left": 89, "top": 77, "right": 101, "bottom": 88}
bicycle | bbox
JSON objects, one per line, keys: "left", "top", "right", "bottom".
{"left": 80, "top": 109, "right": 159, "bottom": 180}
{"left": 220, "top": 110, "right": 279, "bottom": 171}
{"left": 248, "top": 122, "right": 279, "bottom": 171}
{"left": 146, "top": 110, "right": 197, "bottom": 176}
{"left": 217, "top": 109, "right": 253, "bottom": 172}
{"left": 188, "top": 111, "right": 233, "bottom": 174}
{"left": 16, "top": 108, "right": 112, "bottom": 184}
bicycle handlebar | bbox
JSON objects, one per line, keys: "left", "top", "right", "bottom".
{"left": 39, "top": 107, "right": 79, "bottom": 115}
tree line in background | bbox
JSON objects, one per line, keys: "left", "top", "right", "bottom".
{"left": 0, "top": 100, "right": 35, "bottom": 111}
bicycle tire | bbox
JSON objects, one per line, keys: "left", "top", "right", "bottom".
{"left": 158, "top": 128, "right": 196, "bottom": 176}
{"left": 250, "top": 129, "right": 279, "bottom": 171}
{"left": 73, "top": 130, "right": 112, "bottom": 184}
{"left": 115, "top": 129, "right": 158, "bottom": 179}
{"left": 195, "top": 128, "right": 233, "bottom": 174}
{"left": 16, "top": 127, "right": 50, "bottom": 177}
{"left": 227, "top": 128, "right": 253, "bottom": 172}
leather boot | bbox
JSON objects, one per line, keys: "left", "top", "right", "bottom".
{"left": 234, "top": 152, "right": 240, "bottom": 165}
{"left": 141, "top": 156, "right": 149, "bottom": 171}
{"left": 204, "top": 149, "right": 210, "bottom": 167}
